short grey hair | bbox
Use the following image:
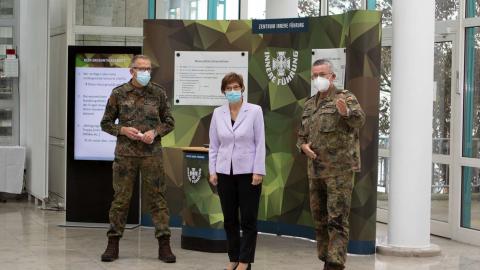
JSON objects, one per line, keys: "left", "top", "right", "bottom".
{"left": 130, "top": 54, "right": 151, "bottom": 68}
{"left": 312, "top": 59, "right": 334, "bottom": 72}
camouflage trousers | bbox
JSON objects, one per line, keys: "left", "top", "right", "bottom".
{"left": 309, "top": 172, "right": 354, "bottom": 267}
{"left": 107, "top": 155, "right": 171, "bottom": 239}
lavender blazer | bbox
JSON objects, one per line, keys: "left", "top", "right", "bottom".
{"left": 208, "top": 102, "right": 266, "bottom": 176}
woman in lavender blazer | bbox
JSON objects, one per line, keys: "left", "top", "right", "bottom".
{"left": 208, "top": 72, "right": 266, "bottom": 270}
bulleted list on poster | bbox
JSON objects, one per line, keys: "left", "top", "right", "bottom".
{"left": 74, "top": 66, "right": 131, "bottom": 161}
{"left": 174, "top": 51, "right": 249, "bottom": 106}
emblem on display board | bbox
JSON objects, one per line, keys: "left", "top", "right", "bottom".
{"left": 187, "top": 167, "right": 202, "bottom": 184}
{"left": 264, "top": 50, "right": 298, "bottom": 86}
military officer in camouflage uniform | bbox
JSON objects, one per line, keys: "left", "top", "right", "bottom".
{"left": 297, "top": 59, "right": 365, "bottom": 270}
{"left": 100, "top": 55, "right": 176, "bottom": 263}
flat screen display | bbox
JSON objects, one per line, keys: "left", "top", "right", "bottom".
{"left": 73, "top": 53, "right": 133, "bottom": 161}
{"left": 66, "top": 46, "right": 141, "bottom": 225}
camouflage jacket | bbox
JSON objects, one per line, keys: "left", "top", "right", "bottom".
{"left": 100, "top": 81, "right": 175, "bottom": 157}
{"left": 297, "top": 87, "right": 365, "bottom": 178}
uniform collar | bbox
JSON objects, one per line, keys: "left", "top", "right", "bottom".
{"left": 126, "top": 79, "right": 152, "bottom": 94}
{"left": 315, "top": 85, "right": 337, "bottom": 105}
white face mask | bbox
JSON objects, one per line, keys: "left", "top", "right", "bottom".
{"left": 312, "top": 76, "right": 331, "bottom": 94}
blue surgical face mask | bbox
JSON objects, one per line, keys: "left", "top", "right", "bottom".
{"left": 136, "top": 71, "right": 151, "bottom": 86}
{"left": 225, "top": 90, "right": 242, "bottom": 103}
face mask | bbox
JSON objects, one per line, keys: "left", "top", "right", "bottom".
{"left": 136, "top": 71, "right": 151, "bottom": 86}
{"left": 225, "top": 90, "right": 242, "bottom": 103}
{"left": 312, "top": 76, "right": 331, "bottom": 93}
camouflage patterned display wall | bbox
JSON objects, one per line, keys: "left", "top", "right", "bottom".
{"left": 142, "top": 10, "right": 381, "bottom": 254}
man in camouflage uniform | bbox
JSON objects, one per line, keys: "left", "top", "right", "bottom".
{"left": 100, "top": 55, "right": 176, "bottom": 263}
{"left": 297, "top": 59, "right": 365, "bottom": 270}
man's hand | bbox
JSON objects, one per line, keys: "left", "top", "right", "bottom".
{"left": 120, "top": 127, "right": 142, "bottom": 140}
{"left": 209, "top": 173, "right": 218, "bottom": 186}
{"left": 301, "top": 143, "right": 317, "bottom": 160}
{"left": 141, "top": 130, "right": 156, "bottom": 144}
{"left": 336, "top": 98, "right": 349, "bottom": 117}
{"left": 252, "top": 174, "right": 263, "bottom": 185}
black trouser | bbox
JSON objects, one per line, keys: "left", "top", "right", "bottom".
{"left": 217, "top": 172, "right": 262, "bottom": 263}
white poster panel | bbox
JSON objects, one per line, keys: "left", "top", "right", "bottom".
{"left": 174, "top": 51, "right": 248, "bottom": 106}
{"left": 74, "top": 67, "right": 131, "bottom": 161}
{"left": 311, "top": 48, "right": 347, "bottom": 96}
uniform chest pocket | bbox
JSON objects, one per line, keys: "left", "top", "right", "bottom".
{"left": 119, "top": 100, "right": 136, "bottom": 120}
{"left": 317, "top": 107, "right": 338, "bottom": 133}
{"left": 301, "top": 108, "right": 314, "bottom": 127}
{"left": 144, "top": 98, "right": 160, "bottom": 119}
{"left": 312, "top": 107, "right": 340, "bottom": 151}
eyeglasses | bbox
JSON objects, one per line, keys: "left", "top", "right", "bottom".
{"left": 224, "top": 85, "right": 242, "bottom": 91}
{"left": 312, "top": 72, "right": 332, "bottom": 79}
{"left": 132, "top": 67, "right": 152, "bottom": 72}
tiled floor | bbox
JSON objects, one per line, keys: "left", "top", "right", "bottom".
{"left": 1, "top": 200, "right": 480, "bottom": 270}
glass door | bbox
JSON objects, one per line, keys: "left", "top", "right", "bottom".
{"left": 375, "top": 31, "right": 457, "bottom": 239}
{"left": 453, "top": 24, "right": 480, "bottom": 245}
{"left": 430, "top": 33, "right": 456, "bottom": 237}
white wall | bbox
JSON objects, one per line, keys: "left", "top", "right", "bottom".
{"left": 48, "top": 0, "right": 67, "bottom": 202}
{"left": 19, "top": 0, "right": 49, "bottom": 199}
{"left": 48, "top": 32, "right": 67, "bottom": 201}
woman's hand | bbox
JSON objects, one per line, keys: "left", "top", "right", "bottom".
{"left": 252, "top": 174, "right": 263, "bottom": 185}
{"left": 209, "top": 173, "right": 218, "bottom": 186}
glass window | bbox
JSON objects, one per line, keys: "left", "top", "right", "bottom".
{"left": 462, "top": 166, "right": 480, "bottom": 230}
{"left": 371, "top": 0, "right": 457, "bottom": 27}
{"left": 156, "top": 0, "right": 208, "bottom": 19}
{"left": 463, "top": 27, "right": 480, "bottom": 158}
{"left": 298, "top": 0, "right": 320, "bottom": 17}
{"left": 436, "top": 0, "right": 459, "bottom": 20}
{"left": 190, "top": 0, "right": 198, "bottom": 19}
{"left": 377, "top": 41, "right": 453, "bottom": 212}
{"left": 0, "top": 108, "right": 12, "bottom": 136}
{"left": 0, "top": 26, "right": 13, "bottom": 58}
{"left": 0, "top": 0, "right": 14, "bottom": 18}
{"left": 466, "top": 0, "right": 480, "bottom": 18}
{"left": 377, "top": 46, "right": 392, "bottom": 210}
{"left": 157, "top": 0, "right": 239, "bottom": 20}
{"left": 374, "top": 0, "right": 392, "bottom": 27}
{"left": 76, "top": 0, "right": 148, "bottom": 27}
{"left": 215, "top": 0, "right": 239, "bottom": 20}
{"left": 75, "top": 35, "right": 142, "bottom": 47}
{"left": 433, "top": 41, "right": 452, "bottom": 155}
{"left": 431, "top": 163, "right": 449, "bottom": 223}
{"left": 249, "top": 0, "right": 266, "bottom": 19}
{"left": 377, "top": 156, "right": 390, "bottom": 210}
{"left": 379, "top": 46, "right": 391, "bottom": 149}
{"left": 0, "top": 78, "right": 12, "bottom": 100}
{"left": 328, "top": 0, "right": 361, "bottom": 15}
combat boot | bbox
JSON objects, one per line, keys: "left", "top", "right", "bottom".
{"left": 158, "top": 235, "right": 176, "bottom": 263}
{"left": 101, "top": 236, "right": 119, "bottom": 262}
